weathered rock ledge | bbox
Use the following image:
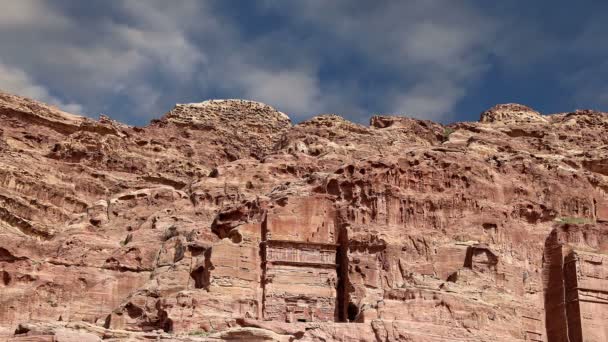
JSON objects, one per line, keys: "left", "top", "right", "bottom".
{"left": 1, "top": 91, "right": 608, "bottom": 341}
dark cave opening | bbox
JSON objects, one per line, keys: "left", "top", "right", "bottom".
{"left": 1, "top": 271, "right": 10, "bottom": 286}
{"left": 125, "top": 303, "right": 143, "bottom": 319}
{"left": 347, "top": 302, "right": 359, "bottom": 322}
{"left": 190, "top": 266, "right": 209, "bottom": 289}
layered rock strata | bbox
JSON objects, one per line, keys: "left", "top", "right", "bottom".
{"left": 0, "top": 91, "right": 608, "bottom": 341}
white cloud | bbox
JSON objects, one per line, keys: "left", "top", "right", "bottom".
{"left": 127, "top": 84, "right": 163, "bottom": 117}
{"left": 389, "top": 79, "right": 466, "bottom": 121}
{"left": 259, "top": 1, "right": 498, "bottom": 120}
{"left": 112, "top": 1, "right": 207, "bottom": 79}
{"left": 0, "top": 61, "right": 83, "bottom": 113}
{"left": 233, "top": 69, "right": 321, "bottom": 119}
{"left": 1, "top": 0, "right": 573, "bottom": 124}
{"left": 0, "top": 0, "right": 494, "bottom": 123}
{"left": 0, "top": 0, "right": 69, "bottom": 29}
{"left": 0, "top": 1, "right": 207, "bottom": 120}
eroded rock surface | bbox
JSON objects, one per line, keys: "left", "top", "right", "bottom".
{"left": 1, "top": 91, "right": 608, "bottom": 341}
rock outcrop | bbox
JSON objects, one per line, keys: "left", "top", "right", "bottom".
{"left": 480, "top": 103, "right": 547, "bottom": 124}
{"left": 1, "top": 91, "right": 608, "bottom": 341}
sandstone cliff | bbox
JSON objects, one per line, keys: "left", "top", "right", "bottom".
{"left": 0, "top": 91, "right": 607, "bottom": 341}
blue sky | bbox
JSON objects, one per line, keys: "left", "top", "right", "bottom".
{"left": 1, "top": 1, "right": 607, "bottom": 125}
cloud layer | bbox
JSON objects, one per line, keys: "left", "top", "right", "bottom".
{"left": 1, "top": 1, "right": 607, "bottom": 124}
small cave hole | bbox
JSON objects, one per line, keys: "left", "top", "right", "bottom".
{"left": 1, "top": 271, "right": 10, "bottom": 286}
{"left": 125, "top": 303, "right": 143, "bottom": 319}
{"left": 482, "top": 223, "right": 497, "bottom": 230}
{"left": 163, "top": 319, "right": 174, "bottom": 333}
{"left": 347, "top": 302, "right": 359, "bottom": 322}
{"left": 208, "top": 168, "right": 219, "bottom": 178}
{"left": 14, "top": 325, "right": 30, "bottom": 335}
{"left": 189, "top": 246, "right": 205, "bottom": 257}
{"left": 190, "top": 266, "right": 209, "bottom": 289}
{"left": 229, "top": 230, "right": 243, "bottom": 244}
{"left": 327, "top": 179, "right": 341, "bottom": 196}
{"left": 0, "top": 248, "right": 17, "bottom": 262}
{"left": 276, "top": 197, "right": 289, "bottom": 207}
{"left": 103, "top": 314, "right": 112, "bottom": 329}
{"left": 158, "top": 309, "right": 173, "bottom": 333}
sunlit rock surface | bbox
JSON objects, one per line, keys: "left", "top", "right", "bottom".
{"left": 1, "top": 91, "right": 608, "bottom": 341}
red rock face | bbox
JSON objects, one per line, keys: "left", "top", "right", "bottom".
{"left": 1, "top": 91, "right": 608, "bottom": 341}
{"left": 543, "top": 224, "right": 608, "bottom": 342}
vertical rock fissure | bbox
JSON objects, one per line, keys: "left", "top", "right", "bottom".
{"left": 260, "top": 212, "right": 268, "bottom": 320}
{"left": 593, "top": 198, "right": 597, "bottom": 222}
{"left": 543, "top": 232, "right": 570, "bottom": 341}
{"left": 335, "top": 220, "right": 350, "bottom": 322}
{"left": 564, "top": 252, "right": 582, "bottom": 342}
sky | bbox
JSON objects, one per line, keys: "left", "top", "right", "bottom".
{"left": 1, "top": 1, "right": 608, "bottom": 126}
